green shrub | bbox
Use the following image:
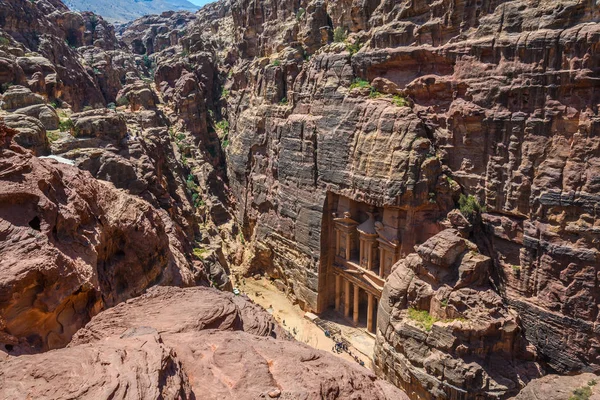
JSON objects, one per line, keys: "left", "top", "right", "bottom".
{"left": 569, "top": 386, "right": 592, "bottom": 400}
{"left": 142, "top": 54, "right": 153, "bottom": 70}
{"left": 186, "top": 174, "right": 198, "bottom": 192}
{"left": 0, "top": 82, "right": 12, "bottom": 93}
{"left": 216, "top": 120, "right": 229, "bottom": 134}
{"left": 392, "top": 95, "right": 409, "bottom": 107}
{"left": 116, "top": 96, "right": 129, "bottom": 107}
{"left": 279, "top": 97, "right": 288, "bottom": 105}
{"left": 333, "top": 27, "right": 346, "bottom": 43}
{"left": 346, "top": 42, "right": 362, "bottom": 55}
{"left": 222, "top": 138, "right": 230, "bottom": 148}
{"left": 221, "top": 88, "right": 229, "bottom": 99}
{"left": 369, "top": 88, "right": 382, "bottom": 98}
{"left": 440, "top": 298, "right": 448, "bottom": 308}
{"left": 407, "top": 308, "right": 437, "bottom": 332}
{"left": 349, "top": 78, "right": 370, "bottom": 90}
{"left": 272, "top": 59, "right": 281, "bottom": 67}
{"left": 107, "top": 102, "right": 116, "bottom": 110}
{"left": 58, "top": 119, "right": 74, "bottom": 132}
{"left": 0, "top": 36, "right": 9, "bottom": 46}
{"left": 46, "top": 131, "right": 60, "bottom": 143}
{"left": 83, "top": 106, "right": 93, "bottom": 112}
{"left": 192, "top": 193, "right": 205, "bottom": 208}
{"left": 50, "top": 100, "right": 60, "bottom": 109}
{"left": 296, "top": 7, "right": 306, "bottom": 21}
{"left": 512, "top": 265, "right": 521, "bottom": 275}
{"left": 458, "top": 194, "right": 485, "bottom": 222}
{"left": 192, "top": 248, "right": 208, "bottom": 260}
{"left": 181, "top": 50, "right": 189, "bottom": 58}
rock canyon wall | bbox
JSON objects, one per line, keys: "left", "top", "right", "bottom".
{"left": 164, "top": 0, "right": 598, "bottom": 398}
{"left": 0, "top": 0, "right": 598, "bottom": 399}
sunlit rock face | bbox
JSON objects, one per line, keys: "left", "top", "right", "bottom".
{"left": 0, "top": 0, "right": 597, "bottom": 398}
{"left": 139, "top": 0, "right": 599, "bottom": 398}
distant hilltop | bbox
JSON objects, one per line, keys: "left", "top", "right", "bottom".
{"left": 64, "top": 0, "right": 200, "bottom": 24}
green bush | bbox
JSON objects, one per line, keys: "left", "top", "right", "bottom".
{"left": 192, "top": 193, "right": 205, "bottom": 208}
{"left": 186, "top": 174, "right": 198, "bottom": 192}
{"left": 349, "top": 78, "right": 370, "bottom": 90}
{"left": 107, "top": 102, "right": 116, "bottom": 110}
{"left": 0, "top": 36, "right": 9, "bottom": 46}
{"left": 369, "top": 88, "right": 382, "bottom": 98}
{"left": 296, "top": 7, "right": 306, "bottom": 21}
{"left": 116, "top": 96, "right": 129, "bottom": 107}
{"left": 58, "top": 119, "right": 74, "bottom": 132}
{"left": 46, "top": 131, "right": 60, "bottom": 143}
{"left": 216, "top": 120, "right": 229, "bottom": 134}
{"left": 142, "top": 54, "right": 153, "bottom": 70}
{"left": 392, "top": 95, "right": 409, "bottom": 107}
{"left": 569, "top": 386, "right": 592, "bottom": 400}
{"left": 333, "top": 27, "right": 346, "bottom": 43}
{"left": 346, "top": 42, "right": 362, "bottom": 55}
{"left": 512, "top": 265, "right": 521, "bottom": 278}
{"left": 279, "top": 97, "right": 288, "bottom": 105}
{"left": 83, "top": 106, "right": 93, "bottom": 112}
{"left": 0, "top": 82, "right": 12, "bottom": 93}
{"left": 221, "top": 88, "right": 229, "bottom": 99}
{"left": 407, "top": 308, "right": 437, "bottom": 332}
{"left": 192, "top": 248, "right": 208, "bottom": 260}
{"left": 458, "top": 194, "right": 485, "bottom": 222}
{"left": 272, "top": 59, "right": 281, "bottom": 67}
{"left": 181, "top": 50, "right": 189, "bottom": 58}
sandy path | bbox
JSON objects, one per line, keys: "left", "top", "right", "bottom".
{"left": 236, "top": 277, "right": 373, "bottom": 370}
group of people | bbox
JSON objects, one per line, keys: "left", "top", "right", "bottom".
{"left": 326, "top": 330, "right": 365, "bottom": 367}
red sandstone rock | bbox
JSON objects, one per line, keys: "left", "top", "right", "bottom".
{"left": 0, "top": 123, "right": 202, "bottom": 352}
{"left": 65, "top": 286, "right": 408, "bottom": 400}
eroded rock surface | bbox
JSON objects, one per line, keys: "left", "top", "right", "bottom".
{"left": 0, "top": 286, "right": 407, "bottom": 400}
{"left": 0, "top": 121, "right": 203, "bottom": 352}
{"left": 375, "top": 229, "right": 540, "bottom": 398}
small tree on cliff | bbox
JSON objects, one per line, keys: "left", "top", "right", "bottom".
{"left": 333, "top": 27, "right": 346, "bottom": 43}
{"left": 458, "top": 194, "right": 485, "bottom": 222}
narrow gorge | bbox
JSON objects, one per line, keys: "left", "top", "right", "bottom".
{"left": 0, "top": 0, "right": 599, "bottom": 399}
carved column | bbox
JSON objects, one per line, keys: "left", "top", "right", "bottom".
{"left": 379, "top": 247, "right": 385, "bottom": 277}
{"left": 353, "top": 284, "right": 359, "bottom": 325}
{"left": 367, "top": 293, "right": 374, "bottom": 333}
{"left": 335, "top": 275, "right": 341, "bottom": 311}
{"left": 344, "top": 278, "right": 350, "bottom": 318}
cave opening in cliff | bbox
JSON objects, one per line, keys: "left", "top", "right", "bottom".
{"left": 320, "top": 193, "right": 403, "bottom": 335}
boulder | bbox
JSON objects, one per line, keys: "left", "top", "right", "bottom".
{"left": 0, "top": 85, "right": 44, "bottom": 110}
{"left": 2, "top": 112, "right": 48, "bottom": 155}
{"left": 13, "top": 104, "right": 59, "bottom": 130}
{"left": 71, "top": 109, "right": 127, "bottom": 141}
{"left": 416, "top": 229, "right": 467, "bottom": 268}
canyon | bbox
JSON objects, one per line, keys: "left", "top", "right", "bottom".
{"left": 0, "top": 0, "right": 599, "bottom": 399}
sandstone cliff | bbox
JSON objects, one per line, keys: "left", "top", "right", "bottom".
{"left": 121, "top": 0, "right": 599, "bottom": 398}
{"left": 0, "top": 0, "right": 598, "bottom": 399}
{"left": 0, "top": 120, "right": 203, "bottom": 352}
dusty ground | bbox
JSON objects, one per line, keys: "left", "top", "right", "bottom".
{"left": 235, "top": 276, "right": 373, "bottom": 370}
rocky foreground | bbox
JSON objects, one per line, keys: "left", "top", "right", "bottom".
{"left": 0, "top": 284, "right": 406, "bottom": 399}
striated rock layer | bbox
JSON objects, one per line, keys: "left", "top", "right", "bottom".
{"left": 118, "top": 0, "right": 600, "bottom": 398}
